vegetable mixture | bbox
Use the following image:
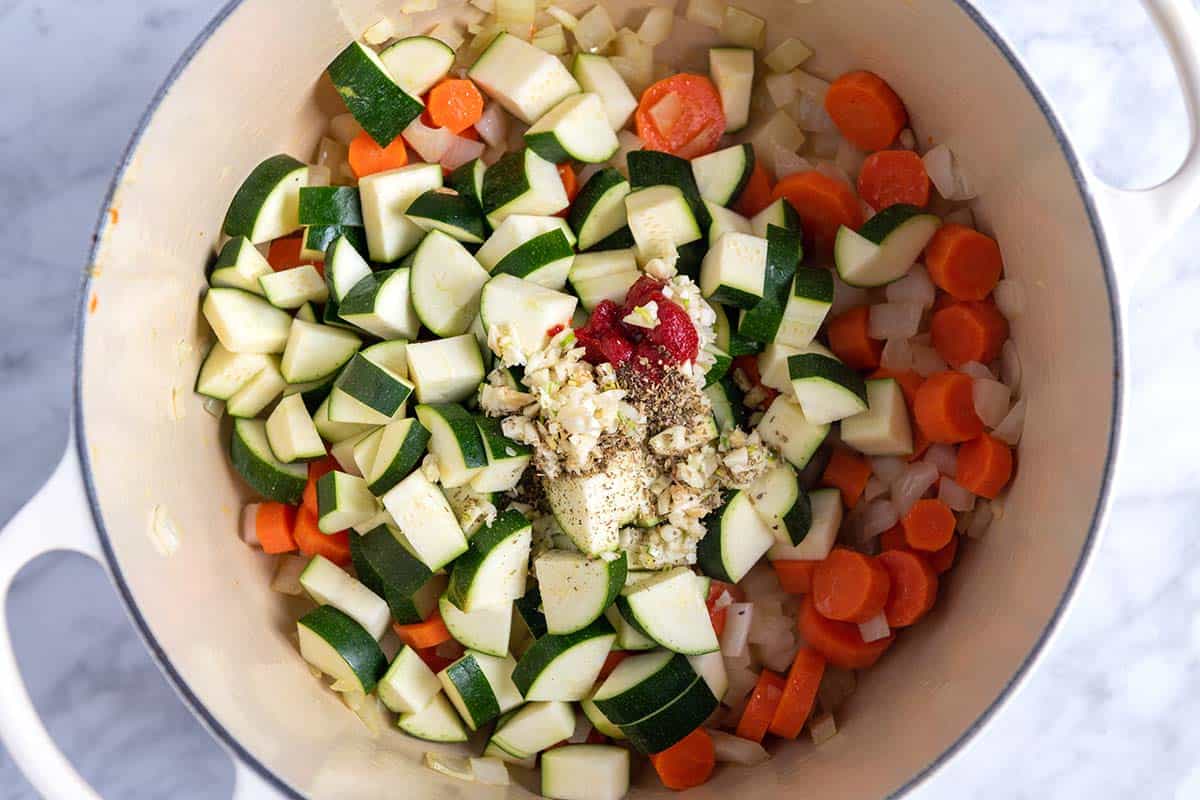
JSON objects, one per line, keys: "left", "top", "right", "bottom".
{"left": 196, "top": 1, "right": 1026, "bottom": 796}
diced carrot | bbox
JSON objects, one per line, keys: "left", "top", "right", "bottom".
{"left": 598, "top": 651, "right": 629, "bottom": 681}
{"left": 427, "top": 78, "right": 485, "bottom": 135}
{"left": 303, "top": 456, "right": 337, "bottom": 516}
{"left": 773, "top": 560, "right": 819, "bottom": 595}
{"left": 901, "top": 498, "right": 956, "bottom": 552}
{"left": 925, "top": 224, "right": 1003, "bottom": 301}
{"left": 348, "top": 129, "right": 409, "bottom": 178}
{"left": 393, "top": 611, "right": 453, "bottom": 650}
{"left": 558, "top": 163, "right": 579, "bottom": 203}
{"left": 827, "top": 306, "right": 883, "bottom": 370}
{"left": 266, "top": 233, "right": 310, "bottom": 272}
{"left": 928, "top": 534, "right": 959, "bottom": 573}
{"left": 877, "top": 549, "right": 938, "bottom": 627}
{"left": 812, "top": 548, "right": 892, "bottom": 623}
{"left": 636, "top": 74, "right": 725, "bottom": 157}
{"left": 256, "top": 503, "right": 298, "bottom": 554}
{"left": 735, "top": 670, "right": 787, "bottom": 743}
{"left": 650, "top": 728, "right": 716, "bottom": 789}
{"left": 734, "top": 161, "right": 774, "bottom": 217}
{"left": 879, "top": 524, "right": 907, "bottom": 551}
{"left": 956, "top": 433, "right": 1013, "bottom": 499}
{"left": 768, "top": 647, "right": 826, "bottom": 739}
{"left": 292, "top": 506, "right": 351, "bottom": 566}
{"left": 824, "top": 71, "right": 908, "bottom": 152}
{"left": 820, "top": 448, "right": 872, "bottom": 509}
{"left": 857, "top": 149, "right": 930, "bottom": 210}
{"left": 930, "top": 301, "right": 1009, "bottom": 367}
{"left": 797, "top": 594, "right": 893, "bottom": 669}
{"left": 772, "top": 171, "right": 863, "bottom": 255}
{"left": 870, "top": 368, "right": 923, "bottom": 408}
{"left": 913, "top": 371, "right": 984, "bottom": 443}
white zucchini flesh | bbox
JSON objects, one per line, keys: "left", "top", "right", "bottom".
{"left": 381, "top": 470, "right": 469, "bottom": 571}
{"left": 768, "top": 488, "right": 843, "bottom": 560}
{"left": 840, "top": 378, "right": 915, "bottom": 456}
{"left": 406, "top": 334, "right": 486, "bottom": 405}
{"left": 438, "top": 596, "right": 513, "bottom": 658}
{"left": 358, "top": 163, "right": 443, "bottom": 262}
{"left": 541, "top": 745, "right": 630, "bottom": 800}
{"left": 300, "top": 555, "right": 391, "bottom": 640}
{"left": 620, "top": 568, "right": 719, "bottom": 655}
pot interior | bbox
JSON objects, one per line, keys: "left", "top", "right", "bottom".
{"left": 79, "top": 0, "right": 1116, "bottom": 796}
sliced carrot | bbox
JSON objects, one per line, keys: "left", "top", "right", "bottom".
{"left": 256, "top": 503, "right": 298, "bottom": 554}
{"left": 558, "top": 163, "right": 579, "bottom": 203}
{"left": 878, "top": 549, "right": 938, "bottom": 627}
{"left": 650, "top": 728, "right": 716, "bottom": 789}
{"left": 825, "top": 71, "right": 908, "bottom": 152}
{"left": 427, "top": 78, "right": 485, "bottom": 135}
{"left": 812, "top": 548, "right": 892, "bottom": 623}
{"left": 292, "top": 506, "right": 351, "bottom": 566}
{"left": 598, "top": 650, "right": 629, "bottom": 681}
{"left": 925, "top": 224, "right": 1003, "bottom": 301}
{"left": 768, "top": 647, "right": 827, "bottom": 739}
{"left": 393, "top": 611, "right": 453, "bottom": 650}
{"left": 772, "top": 170, "right": 864, "bottom": 255}
{"left": 870, "top": 368, "right": 923, "bottom": 408}
{"left": 857, "top": 149, "right": 930, "bottom": 210}
{"left": 901, "top": 498, "right": 956, "bottom": 552}
{"left": 734, "top": 160, "right": 774, "bottom": 217}
{"left": 885, "top": 524, "right": 957, "bottom": 571}
{"left": 826, "top": 305, "right": 883, "bottom": 370}
{"left": 266, "top": 233, "right": 311, "bottom": 272}
{"left": 820, "top": 448, "right": 872, "bottom": 509}
{"left": 913, "top": 371, "right": 984, "bottom": 443}
{"left": 956, "top": 433, "right": 1013, "bottom": 499}
{"left": 879, "top": 524, "right": 907, "bottom": 551}
{"left": 773, "top": 560, "right": 819, "bottom": 595}
{"left": 636, "top": 74, "right": 725, "bottom": 157}
{"left": 930, "top": 301, "right": 1009, "bottom": 367}
{"left": 797, "top": 594, "right": 893, "bottom": 669}
{"left": 735, "top": 670, "right": 787, "bottom": 743}
{"left": 349, "top": 129, "right": 409, "bottom": 178}
{"left": 303, "top": 455, "right": 337, "bottom": 516}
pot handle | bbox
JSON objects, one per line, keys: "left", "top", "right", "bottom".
{"left": 1091, "top": 0, "right": 1200, "bottom": 285}
{"left": 0, "top": 444, "right": 291, "bottom": 800}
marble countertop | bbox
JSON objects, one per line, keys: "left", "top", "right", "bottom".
{"left": 1, "top": 1, "right": 1198, "bottom": 798}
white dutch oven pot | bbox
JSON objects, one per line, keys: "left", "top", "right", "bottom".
{"left": 3, "top": 0, "right": 1200, "bottom": 797}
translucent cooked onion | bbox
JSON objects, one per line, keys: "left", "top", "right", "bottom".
{"left": 575, "top": 5, "right": 617, "bottom": 52}
{"left": 857, "top": 613, "right": 891, "bottom": 643}
{"left": 890, "top": 461, "right": 939, "bottom": 515}
{"left": 1000, "top": 340, "right": 1022, "bottom": 393}
{"left": 329, "top": 113, "right": 363, "bottom": 146}
{"left": 720, "top": 603, "right": 754, "bottom": 657}
{"left": 403, "top": 118, "right": 456, "bottom": 162}
{"left": 923, "top": 443, "right": 958, "bottom": 477}
{"left": 994, "top": 278, "right": 1026, "bottom": 319}
{"left": 973, "top": 378, "right": 1011, "bottom": 428}
{"left": 725, "top": 663, "right": 758, "bottom": 705}
{"left": 807, "top": 130, "right": 840, "bottom": 158}
{"left": 740, "top": 562, "right": 785, "bottom": 600}
{"left": 441, "top": 135, "right": 485, "bottom": 171}
{"left": 870, "top": 456, "right": 906, "bottom": 483}
{"left": 469, "top": 758, "right": 510, "bottom": 786}
{"left": 881, "top": 338, "right": 913, "bottom": 371}
{"left": 815, "top": 159, "right": 853, "bottom": 188}
{"left": 992, "top": 396, "right": 1027, "bottom": 445}
{"left": 923, "top": 143, "right": 977, "bottom": 201}
{"left": 809, "top": 711, "right": 838, "bottom": 745}
{"left": 791, "top": 71, "right": 835, "bottom": 132}
{"left": 638, "top": 6, "right": 673, "bottom": 44}
{"left": 861, "top": 498, "right": 899, "bottom": 538}
{"left": 910, "top": 342, "right": 948, "bottom": 376}
{"left": 710, "top": 730, "right": 771, "bottom": 765}
{"left": 758, "top": 636, "right": 797, "bottom": 672}
{"left": 474, "top": 103, "right": 509, "bottom": 148}
{"left": 772, "top": 145, "right": 813, "bottom": 179}
{"left": 765, "top": 71, "right": 797, "bottom": 108}
{"left": 863, "top": 476, "right": 888, "bottom": 503}
{"left": 885, "top": 265, "right": 935, "bottom": 308}
{"left": 958, "top": 360, "right": 994, "bottom": 380}
{"left": 648, "top": 92, "right": 684, "bottom": 135}
{"left": 899, "top": 128, "right": 917, "bottom": 150}
{"left": 833, "top": 139, "right": 865, "bottom": 181}
{"left": 966, "top": 500, "right": 994, "bottom": 539}
{"left": 869, "top": 302, "right": 923, "bottom": 340}
{"left": 271, "top": 555, "right": 307, "bottom": 595}
{"left": 831, "top": 273, "right": 873, "bottom": 316}
{"left": 938, "top": 477, "right": 975, "bottom": 511}
{"left": 240, "top": 503, "right": 261, "bottom": 546}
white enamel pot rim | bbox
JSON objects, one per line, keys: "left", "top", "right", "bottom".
{"left": 2, "top": 1, "right": 1199, "bottom": 798}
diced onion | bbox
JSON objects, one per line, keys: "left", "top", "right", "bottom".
{"left": 686, "top": 0, "right": 726, "bottom": 29}
{"left": 923, "top": 443, "right": 957, "bottom": 476}
{"left": 771, "top": 145, "right": 812, "bottom": 180}
{"left": 574, "top": 5, "right": 616, "bottom": 52}
{"left": 890, "top": 461, "right": 939, "bottom": 515}
{"left": 496, "top": 0, "right": 535, "bottom": 28}
{"left": 815, "top": 159, "right": 853, "bottom": 189}
{"left": 270, "top": 555, "right": 308, "bottom": 595}
{"left": 424, "top": 753, "right": 475, "bottom": 782}
{"left": 430, "top": 22, "right": 464, "bottom": 51}
{"left": 863, "top": 475, "right": 888, "bottom": 503}
{"left": 870, "top": 456, "right": 907, "bottom": 483}
{"left": 533, "top": 25, "right": 568, "bottom": 54}
{"left": 857, "top": 613, "right": 890, "bottom": 643}
{"left": 881, "top": 337, "right": 914, "bottom": 371}
{"left": 910, "top": 342, "right": 948, "bottom": 377}
{"left": 831, "top": 274, "right": 872, "bottom": 317}
{"left": 958, "top": 360, "right": 994, "bottom": 380}
{"left": 470, "top": 0, "right": 496, "bottom": 13}
{"left": 809, "top": 711, "right": 838, "bottom": 745}
{"left": 765, "top": 71, "right": 797, "bottom": 108}
{"left": 1000, "top": 340, "right": 1022, "bottom": 393}
{"left": 721, "top": 5, "right": 765, "bottom": 49}
{"left": 315, "top": 136, "right": 349, "bottom": 169}
{"left": 923, "top": 143, "right": 977, "bottom": 201}
{"left": 791, "top": 71, "right": 835, "bottom": 132}
{"left": 546, "top": 5, "right": 579, "bottom": 29}
{"left": 638, "top": 6, "right": 673, "bottom": 44}
{"left": 350, "top": 693, "right": 389, "bottom": 736}
{"left": 869, "top": 302, "right": 923, "bottom": 340}
{"left": 861, "top": 498, "right": 899, "bottom": 538}
{"left": 713, "top": 589, "right": 734, "bottom": 611}
{"left": 833, "top": 137, "right": 866, "bottom": 180}
{"left": 899, "top": 128, "right": 917, "bottom": 150}
{"left": 710, "top": 730, "right": 771, "bottom": 765}
{"left": 740, "top": 562, "right": 785, "bottom": 601}
{"left": 441, "top": 135, "right": 486, "bottom": 171}
{"left": 720, "top": 603, "right": 754, "bottom": 657}
{"left": 966, "top": 500, "right": 994, "bottom": 539}
{"left": 240, "top": 503, "right": 261, "bottom": 546}
{"left": 403, "top": 118, "right": 456, "bottom": 162}
{"left": 808, "top": 130, "right": 841, "bottom": 158}
{"left": 474, "top": 103, "right": 509, "bottom": 148}
{"left": 885, "top": 264, "right": 935, "bottom": 308}
{"left": 765, "top": 38, "right": 813, "bottom": 73}
{"left": 992, "top": 396, "right": 1026, "bottom": 445}
{"left": 400, "top": 0, "right": 438, "bottom": 11}
{"left": 648, "top": 92, "right": 684, "bottom": 135}
{"left": 202, "top": 397, "right": 224, "bottom": 418}
{"left": 993, "top": 278, "right": 1026, "bottom": 320}
{"left": 725, "top": 664, "right": 758, "bottom": 705}
{"left": 329, "top": 113, "right": 363, "bottom": 146}
{"left": 757, "top": 637, "right": 798, "bottom": 673}
{"left": 751, "top": 110, "right": 806, "bottom": 162}
{"left": 973, "top": 378, "right": 1011, "bottom": 428}
{"left": 938, "top": 477, "right": 976, "bottom": 512}
{"left": 469, "top": 758, "right": 510, "bottom": 786}
{"left": 363, "top": 18, "right": 395, "bottom": 45}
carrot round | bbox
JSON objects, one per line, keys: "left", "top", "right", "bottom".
{"left": 820, "top": 448, "right": 872, "bottom": 509}
{"left": 913, "top": 371, "right": 984, "bottom": 443}
{"left": 292, "top": 506, "right": 351, "bottom": 566}
{"left": 826, "top": 305, "right": 883, "bottom": 370}
{"left": 636, "top": 74, "right": 725, "bottom": 157}
{"left": 925, "top": 224, "right": 1003, "bottom": 301}
{"left": 812, "top": 548, "right": 892, "bottom": 623}
{"left": 928, "top": 534, "right": 959, "bottom": 573}
{"left": 349, "top": 129, "right": 409, "bottom": 178}
{"left": 956, "top": 433, "right": 1013, "bottom": 499}
{"left": 650, "top": 728, "right": 716, "bottom": 789}
{"left": 303, "top": 456, "right": 337, "bottom": 516}
{"left": 901, "top": 498, "right": 956, "bottom": 552}
{"left": 426, "top": 78, "right": 485, "bottom": 135}
{"left": 256, "top": 502, "right": 298, "bottom": 554}
{"left": 878, "top": 549, "right": 938, "bottom": 627}
{"left": 735, "top": 670, "right": 787, "bottom": 743}
{"left": 797, "top": 594, "right": 893, "bottom": 669}
{"left": 773, "top": 560, "right": 819, "bottom": 595}
{"left": 930, "top": 301, "right": 1009, "bottom": 367}
{"left": 879, "top": 524, "right": 907, "bottom": 552}
{"left": 824, "top": 71, "right": 908, "bottom": 152}
{"left": 857, "top": 149, "right": 930, "bottom": 210}
{"left": 734, "top": 160, "right": 774, "bottom": 217}
{"left": 768, "top": 647, "right": 827, "bottom": 739}
{"left": 266, "top": 233, "right": 311, "bottom": 272}
{"left": 393, "top": 611, "right": 453, "bottom": 650}
{"left": 772, "top": 170, "right": 863, "bottom": 255}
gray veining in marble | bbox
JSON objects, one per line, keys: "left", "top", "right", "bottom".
{"left": 1, "top": 1, "right": 1198, "bottom": 798}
